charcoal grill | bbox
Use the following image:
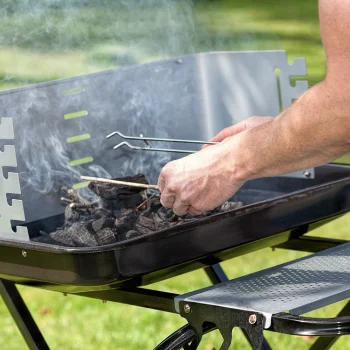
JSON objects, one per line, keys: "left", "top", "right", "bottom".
{"left": 0, "top": 51, "right": 350, "bottom": 349}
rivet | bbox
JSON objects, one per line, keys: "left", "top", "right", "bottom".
{"left": 176, "top": 59, "right": 183, "bottom": 64}
{"left": 22, "top": 250, "right": 27, "bottom": 258}
{"left": 184, "top": 304, "right": 191, "bottom": 314}
{"left": 303, "top": 171, "right": 311, "bottom": 178}
{"left": 249, "top": 314, "right": 257, "bottom": 325}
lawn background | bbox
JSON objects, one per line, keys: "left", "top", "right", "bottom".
{"left": 0, "top": 0, "right": 349, "bottom": 349}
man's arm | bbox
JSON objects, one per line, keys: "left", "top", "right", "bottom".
{"left": 158, "top": 0, "right": 350, "bottom": 216}
{"left": 236, "top": 0, "right": 350, "bottom": 179}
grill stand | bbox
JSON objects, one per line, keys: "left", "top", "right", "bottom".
{"left": 0, "top": 279, "right": 49, "bottom": 350}
{"left": 1, "top": 236, "right": 350, "bottom": 350}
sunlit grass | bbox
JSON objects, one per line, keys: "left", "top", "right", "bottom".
{"left": 0, "top": 0, "right": 325, "bottom": 90}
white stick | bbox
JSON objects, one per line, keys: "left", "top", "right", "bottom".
{"left": 80, "top": 176, "right": 159, "bottom": 190}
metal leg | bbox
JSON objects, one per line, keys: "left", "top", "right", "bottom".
{"left": 0, "top": 279, "right": 49, "bottom": 350}
{"left": 204, "top": 264, "right": 229, "bottom": 284}
{"left": 308, "top": 300, "right": 350, "bottom": 350}
{"left": 154, "top": 323, "right": 217, "bottom": 350}
{"left": 204, "top": 264, "right": 272, "bottom": 350}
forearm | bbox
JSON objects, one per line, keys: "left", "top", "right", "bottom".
{"left": 233, "top": 80, "right": 350, "bottom": 181}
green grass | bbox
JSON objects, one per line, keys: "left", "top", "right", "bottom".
{"left": 0, "top": 0, "right": 349, "bottom": 349}
{"left": 0, "top": 0, "right": 325, "bottom": 90}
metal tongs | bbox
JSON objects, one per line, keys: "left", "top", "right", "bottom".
{"left": 106, "top": 131, "right": 218, "bottom": 153}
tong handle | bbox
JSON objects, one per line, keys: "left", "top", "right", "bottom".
{"left": 112, "top": 141, "right": 196, "bottom": 153}
{"left": 107, "top": 131, "right": 219, "bottom": 154}
{"left": 106, "top": 131, "right": 218, "bottom": 145}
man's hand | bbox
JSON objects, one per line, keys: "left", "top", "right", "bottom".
{"left": 157, "top": 116, "right": 272, "bottom": 216}
{"left": 158, "top": 135, "right": 248, "bottom": 216}
{"left": 202, "top": 116, "right": 273, "bottom": 149}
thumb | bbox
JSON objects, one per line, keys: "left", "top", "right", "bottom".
{"left": 202, "top": 123, "right": 246, "bottom": 149}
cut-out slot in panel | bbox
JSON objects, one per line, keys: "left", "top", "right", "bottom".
{"left": 274, "top": 68, "right": 283, "bottom": 112}
{"left": 72, "top": 181, "right": 90, "bottom": 190}
{"left": 61, "top": 87, "right": 85, "bottom": 96}
{"left": 66, "top": 133, "right": 91, "bottom": 143}
{"left": 64, "top": 110, "right": 88, "bottom": 120}
{"left": 69, "top": 157, "right": 93, "bottom": 167}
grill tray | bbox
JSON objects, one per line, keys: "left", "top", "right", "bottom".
{"left": 0, "top": 164, "right": 349, "bottom": 292}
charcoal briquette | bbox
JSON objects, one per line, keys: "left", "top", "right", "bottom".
{"left": 135, "top": 224, "right": 154, "bottom": 235}
{"left": 67, "top": 223, "right": 98, "bottom": 247}
{"left": 115, "top": 214, "right": 139, "bottom": 234}
{"left": 123, "top": 230, "right": 142, "bottom": 240}
{"left": 32, "top": 231, "right": 72, "bottom": 247}
{"left": 91, "top": 208, "right": 113, "bottom": 220}
{"left": 95, "top": 228, "right": 117, "bottom": 245}
{"left": 138, "top": 215, "right": 156, "bottom": 231}
{"left": 92, "top": 217, "right": 115, "bottom": 233}
{"left": 50, "top": 229, "right": 75, "bottom": 247}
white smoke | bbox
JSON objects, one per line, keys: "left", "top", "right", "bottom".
{"left": 0, "top": 0, "right": 196, "bottom": 194}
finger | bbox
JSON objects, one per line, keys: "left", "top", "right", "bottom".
{"left": 157, "top": 177, "right": 165, "bottom": 192}
{"left": 211, "top": 123, "right": 246, "bottom": 141}
{"left": 158, "top": 162, "right": 176, "bottom": 190}
{"left": 173, "top": 197, "right": 190, "bottom": 216}
{"left": 188, "top": 205, "right": 204, "bottom": 216}
{"left": 202, "top": 124, "right": 245, "bottom": 149}
{"left": 160, "top": 191, "right": 176, "bottom": 208}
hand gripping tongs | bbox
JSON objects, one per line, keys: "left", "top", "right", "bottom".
{"left": 106, "top": 131, "right": 219, "bottom": 154}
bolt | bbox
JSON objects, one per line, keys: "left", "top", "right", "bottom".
{"left": 176, "top": 59, "right": 183, "bottom": 64}
{"left": 184, "top": 304, "right": 191, "bottom": 314}
{"left": 22, "top": 250, "right": 27, "bottom": 258}
{"left": 303, "top": 171, "right": 311, "bottom": 178}
{"left": 249, "top": 314, "right": 257, "bottom": 325}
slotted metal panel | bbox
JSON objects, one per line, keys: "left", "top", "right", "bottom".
{"left": 0, "top": 117, "right": 29, "bottom": 241}
{"left": 0, "top": 50, "right": 310, "bottom": 235}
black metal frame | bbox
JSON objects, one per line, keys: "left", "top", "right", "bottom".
{"left": 0, "top": 235, "right": 349, "bottom": 350}
{"left": 0, "top": 279, "right": 49, "bottom": 350}
{"left": 203, "top": 264, "right": 272, "bottom": 350}
{"left": 155, "top": 300, "right": 350, "bottom": 350}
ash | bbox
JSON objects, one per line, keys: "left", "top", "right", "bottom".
{"left": 35, "top": 175, "right": 243, "bottom": 247}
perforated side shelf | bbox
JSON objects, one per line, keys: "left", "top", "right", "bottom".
{"left": 175, "top": 242, "right": 350, "bottom": 328}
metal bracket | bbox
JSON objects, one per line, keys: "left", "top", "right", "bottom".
{"left": 178, "top": 301, "right": 264, "bottom": 350}
{"left": 0, "top": 117, "right": 29, "bottom": 241}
